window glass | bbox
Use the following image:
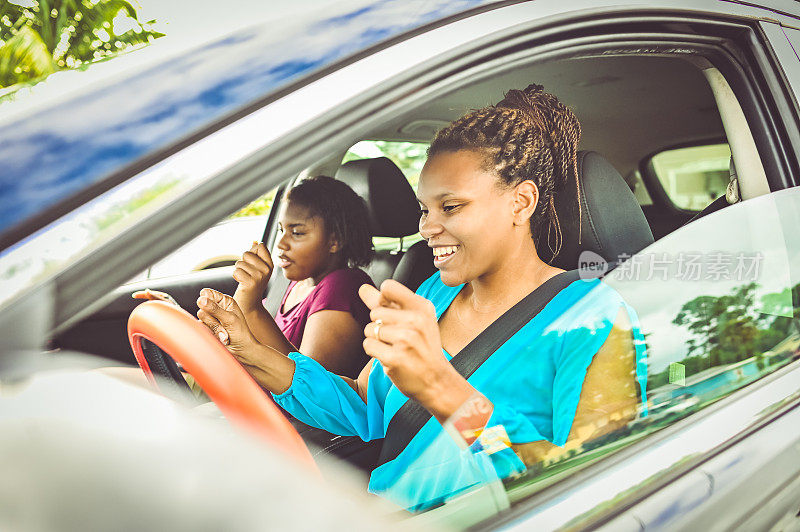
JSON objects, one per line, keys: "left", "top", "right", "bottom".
{"left": 134, "top": 188, "right": 278, "bottom": 281}
{"left": 1, "top": 159, "right": 196, "bottom": 309}
{"left": 411, "top": 187, "right": 800, "bottom": 529}
{"left": 501, "top": 189, "right": 798, "bottom": 514}
{"left": 343, "top": 141, "right": 427, "bottom": 251}
{"left": 650, "top": 143, "right": 731, "bottom": 210}
{"left": 0, "top": 98, "right": 291, "bottom": 310}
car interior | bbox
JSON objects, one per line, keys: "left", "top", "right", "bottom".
{"left": 51, "top": 51, "right": 765, "bottom": 479}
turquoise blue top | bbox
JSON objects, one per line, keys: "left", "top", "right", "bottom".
{"left": 273, "top": 273, "right": 648, "bottom": 511}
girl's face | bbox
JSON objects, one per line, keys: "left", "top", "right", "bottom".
{"left": 275, "top": 201, "right": 339, "bottom": 282}
{"left": 417, "top": 150, "right": 530, "bottom": 287}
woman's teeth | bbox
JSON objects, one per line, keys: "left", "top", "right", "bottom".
{"left": 433, "top": 246, "right": 459, "bottom": 259}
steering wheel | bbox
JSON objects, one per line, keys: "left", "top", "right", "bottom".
{"left": 128, "top": 300, "right": 317, "bottom": 471}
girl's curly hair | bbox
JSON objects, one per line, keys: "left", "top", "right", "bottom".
{"left": 286, "top": 175, "right": 373, "bottom": 268}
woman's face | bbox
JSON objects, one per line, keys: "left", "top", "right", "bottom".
{"left": 275, "top": 201, "right": 338, "bottom": 282}
{"left": 417, "top": 150, "right": 526, "bottom": 287}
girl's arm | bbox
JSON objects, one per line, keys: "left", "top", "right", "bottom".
{"left": 237, "top": 303, "right": 297, "bottom": 354}
{"left": 299, "top": 310, "right": 368, "bottom": 377}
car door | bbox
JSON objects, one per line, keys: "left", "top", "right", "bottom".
{"left": 391, "top": 191, "right": 800, "bottom": 530}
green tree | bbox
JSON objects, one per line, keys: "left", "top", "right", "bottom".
{"left": 670, "top": 282, "right": 800, "bottom": 376}
{"left": 650, "top": 283, "right": 800, "bottom": 392}
{"left": 672, "top": 294, "right": 721, "bottom": 361}
{"left": 0, "top": 0, "right": 163, "bottom": 88}
{"left": 230, "top": 189, "right": 277, "bottom": 218}
{"left": 673, "top": 283, "right": 761, "bottom": 367}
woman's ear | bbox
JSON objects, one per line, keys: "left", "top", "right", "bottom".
{"left": 513, "top": 180, "right": 539, "bottom": 226}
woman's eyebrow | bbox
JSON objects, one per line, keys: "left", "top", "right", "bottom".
{"left": 417, "top": 192, "right": 454, "bottom": 204}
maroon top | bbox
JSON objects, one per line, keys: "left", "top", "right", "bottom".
{"left": 274, "top": 268, "right": 374, "bottom": 348}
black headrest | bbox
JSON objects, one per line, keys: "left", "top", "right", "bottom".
{"left": 335, "top": 157, "right": 420, "bottom": 238}
{"left": 549, "top": 151, "right": 654, "bottom": 270}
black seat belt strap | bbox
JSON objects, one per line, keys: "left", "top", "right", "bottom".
{"left": 376, "top": 270, "right": 581, "bottom": 468}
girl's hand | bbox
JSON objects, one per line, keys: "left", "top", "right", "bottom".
{"left": 232, "top": 241, "right": 273, "bottom": 313}
{"left": 197, "top": 288, "right": 260, "bottom": 365}
{"left": 359, "top": 280, "right": 473, "bottom": 420}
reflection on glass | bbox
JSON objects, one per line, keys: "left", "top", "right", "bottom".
{"left": 392, "top": 277, "right": 649, "bottom": 519}
{"left": 426, "top": 188, "right": 799, "bottom": 526}
{"left": 0, "top": 171, "right": 182, "bottom": 309}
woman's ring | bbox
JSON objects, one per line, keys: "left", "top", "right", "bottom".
{"left": 374, "top": 319, "right": 383, "bottom": 342}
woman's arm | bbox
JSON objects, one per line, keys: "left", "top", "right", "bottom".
{"left": 511, "top": 310, "right": 637, "bottom": 465}
{"left": 197, "top": 288, "right": 295, "bottom": 394}
{"left": 198, "top": 289, "right": 384, "bottom": 439}
{"left": 359, "top": 280, "right": 480, "bottom": 421}
{"left": 340, "top": 358, "right": 374, "bottom": 403}
{"left": 199, "top": 288, "right": 375, "bottom": 402}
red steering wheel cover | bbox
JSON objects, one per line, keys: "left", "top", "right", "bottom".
{"left": 128, "top": 300, "right": 317, "bottom": 471}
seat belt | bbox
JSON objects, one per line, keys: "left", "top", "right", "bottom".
{"left": 376, "top": 269, "right": 582, "bottom": 468}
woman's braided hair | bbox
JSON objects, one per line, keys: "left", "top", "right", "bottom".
{"left": 427, "top": 83, "right": 581, "bottom": 262}
{"left": 286, "top": 175, "right": 374, "bottom": 268}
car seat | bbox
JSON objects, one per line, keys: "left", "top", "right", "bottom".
{"left": 549, "top": 150, "right": 654, "bottom": 270}
{"left": 335, "top": 156, "right": 435, "bottom": 291}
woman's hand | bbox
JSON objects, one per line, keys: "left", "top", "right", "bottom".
{"left": 197, "top": 288, "right": 297, "bottom": 394}
{"left": 359, "top": 280, "right": 475, "bottom": 422}
{"left": 197, "top": 288, "right": 260, "bottom": 365}
{"left": 132, "top": 288, "right": 179, "bottom": 307}
{"left": 232, "top": 242, "right": 273, "bottom": 314}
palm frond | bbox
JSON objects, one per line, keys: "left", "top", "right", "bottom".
{"left": 0, "top": 24, "right": 56, "bottom": 88}
{"left": 64, "top": 0, "right": 161, "bottom": 64}
{"left": 0, "top": 0, "right": 163, "bottom": 83}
